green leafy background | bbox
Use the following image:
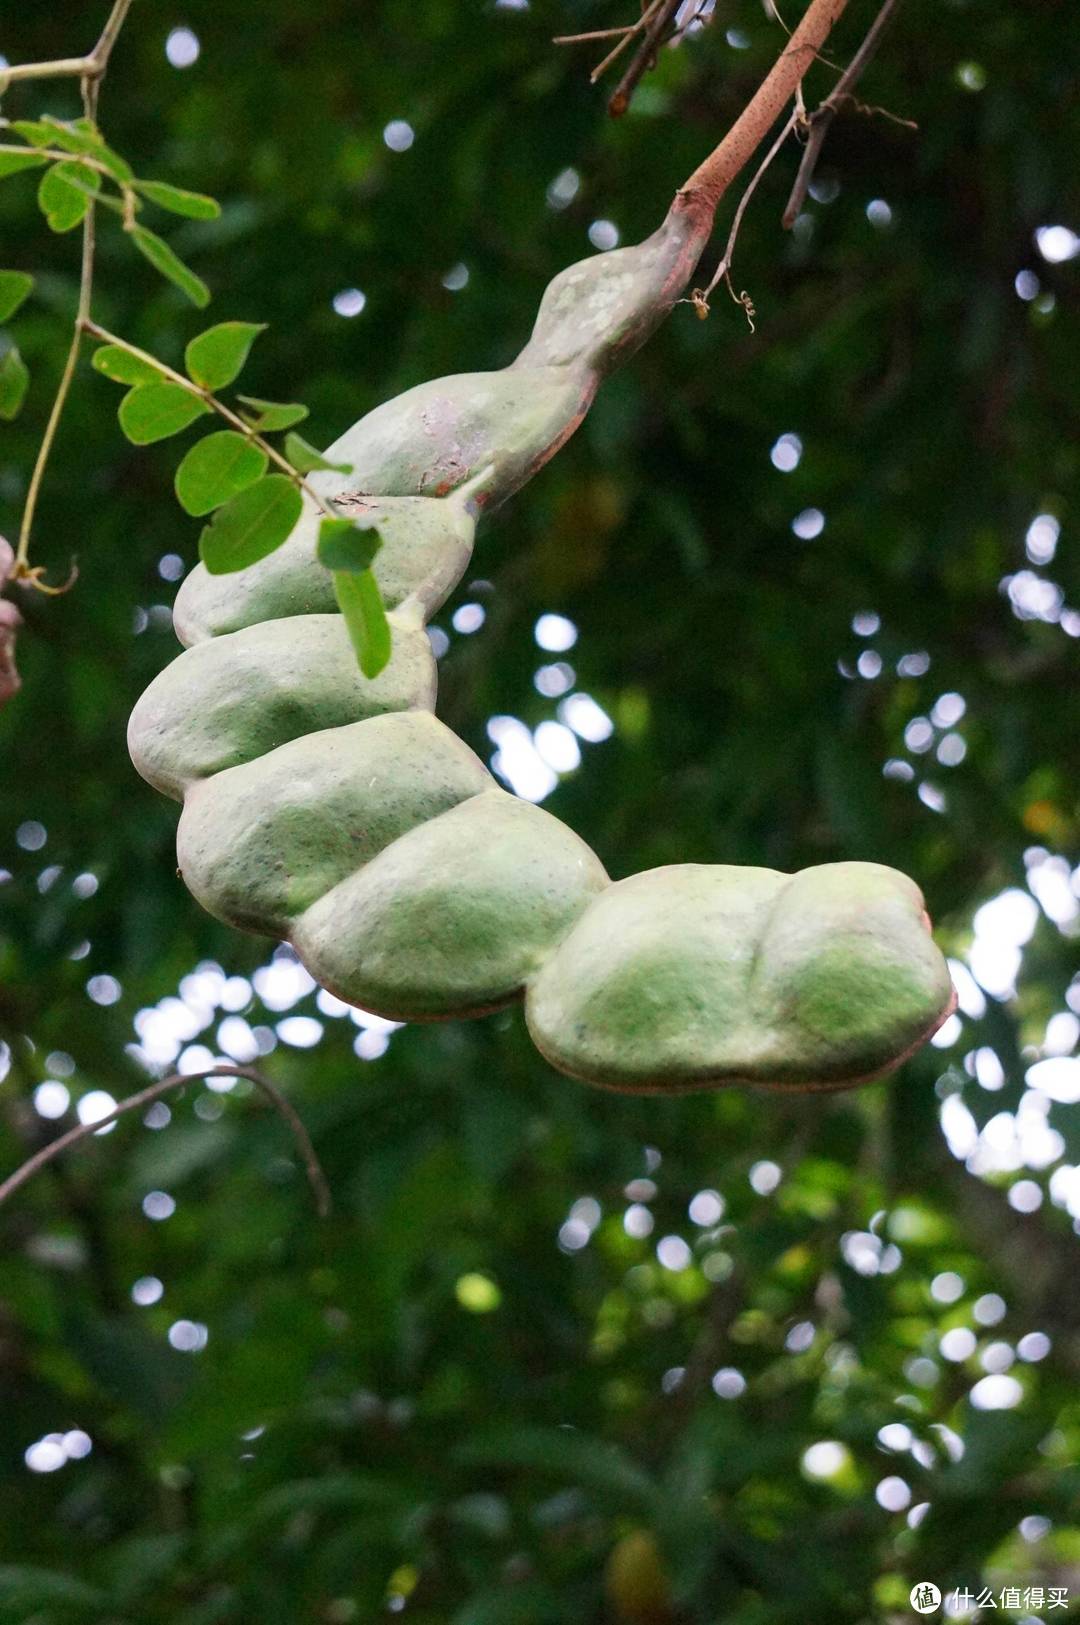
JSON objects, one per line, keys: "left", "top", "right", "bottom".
{"left": 0, "top": 2, "right": 1078, "bottom": 1621}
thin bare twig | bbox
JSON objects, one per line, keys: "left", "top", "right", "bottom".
{"left": 553, "top": 24, "right": 638, "bottom": 46}
{"left": 0, "top": 1064, "right": 332, "bottom": 1217}
{"left": 781, "top": 0, "right": 904, "bottom": 229}
{"left": 609, "top": 0, "right": 684, "bottom": 117}
{"left": 688, "top": 105, "right": 799, "bottom": 327}
{"left": 589, "top": 0, "right": 666, "bottom": 87}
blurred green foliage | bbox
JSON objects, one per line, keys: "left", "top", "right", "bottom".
{"left": 0, "top": 2, "right": 1078, "bottom": 1621}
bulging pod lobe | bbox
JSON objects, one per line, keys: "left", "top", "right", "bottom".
{"left": 177, "top": 712, "right": 493, "bottom": 936}
{"left": 128, "top": 613, "right": 436, "bottom": 799}
{"left": 292, "top": 791, "right": 609, "bottom": 1020}
{"left": 525, "top": 862, "right": 954, "bottom": 1092}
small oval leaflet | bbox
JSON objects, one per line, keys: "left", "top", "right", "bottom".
{"left": 283, "top": 431, "right": 350, "bottom": 475}
{"left": 0, "top": 348, "right": 30, "bottom": 421}
{"left": 91, "top": 345, "right": 160, "bottom": 387}
{"left": 118, "top": 381, "right": 210, "bottom": 445}
{"left": 236, "top": 396, "right": 309, "bottom": 433}
{"left": 130, "top": 225, "right": 210, "bottom": 309}
{"left": 8, "top": 120, "right": 56, "bottom": 148}
{"left": 316, "top": 516, "right": 382, "bottom": 574}
{"left": 134, "top": 179, "right": 221, "bottom": 220}
{"left": 0, "top": 151, "right": 49, "bottom": 180}
{"left": 0, "top": 272, "right": 34, "bottom": 324}
{"left": 175, "top": 431, "right": 269, "bottom": 517}
{"left": 38, "top": 160, "right": 97, "bottom": 233}
{"left": 333, "top": 567, "right": 392, "bottom": 680}
{"left": 199, "top": 474, "right": 304, "bottom": 575}
{"left": 184, "top": 322, "right": 266, "bottom": 392}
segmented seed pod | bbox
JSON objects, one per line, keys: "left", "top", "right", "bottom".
{"left": 129, "top": 196, "right": 954, "bottom": 1092}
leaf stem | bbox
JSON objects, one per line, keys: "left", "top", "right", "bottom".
{"left": 9, "top": 0, "right": 135, "bottom": 585}
{"left": 0, "top": 0, "right": 135, "bottom": 91}
{"left": 80, "top": 318, "right": 335, "bottom": 515}
{"left": 0, "top": 1063, "right": 332, "bottom": 1217}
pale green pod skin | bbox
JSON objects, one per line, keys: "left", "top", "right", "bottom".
{"left": 128, "top": 614, "right": 436, "bottom": 799}
{"left": 292, "top": 791, "right": 609, "bottom": 1020}
{"left": 130, "top": 192, "right": 955, "bottom": 1093}
{"left": 177, "top": 713, "right": 492, "bottom": 937}
{"left": 524, "top": 864, "right": 953, "bottom": 1093}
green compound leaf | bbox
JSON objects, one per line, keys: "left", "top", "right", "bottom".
{"left": 37, "top": 160, "right": 98, "bottom": 232}
{"left": 0, "top": 151, "right": 49, "bottom": 180}
{"left": 130, "top": 226, "right": 210, "bottom": 309}
{"left": 184, "top": 322, "right": 265, "bottom": 391}
{"left": 283, "top": 431, "right": 350, "bottom": 475}
{"left": 0, "top": 347, "right": 30, "bottom": 421}
{"left": 118, "top": 381, "right": 210, "bottom": 445}
{"left": 134, "top": 180, "right": 221, "bottom": 220}
{"left": 236, "top": 395, "right": 308, "bottom": 432}
{"left": 91, "top": 345, "right": 161, "bottom": 386}
{"left": 317, "top": 516, "right": 382, "bottom": 574}
{"left": 0, "top": 272, "right": 34, "bottom": 323}
{"left": 199, "top": 474, "right": 303, "bottom": 575}
{"left": 175, "top": 431, "right": 268, "bottom": 517}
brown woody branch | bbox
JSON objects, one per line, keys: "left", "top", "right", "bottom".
{"left": 680, "top": 0, "right": 851, "bottom": 211}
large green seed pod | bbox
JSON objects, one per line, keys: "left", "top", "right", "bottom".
{"left": 129, "top": 195, "right": 954, "bottom": 1092}
{"left": 525, "top": 864, "right": 953, "bottom": 1092}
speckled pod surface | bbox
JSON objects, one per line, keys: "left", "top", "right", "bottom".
{"left": 129, "top": 196, "right": 954, "bottom": 1093}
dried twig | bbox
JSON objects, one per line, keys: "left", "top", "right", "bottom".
{"left": 781, "top": 0, "right": 906, "bottom": 229}
{"left": 609, "top": 0, "right": 685, "bottom": 117}
{"left": 687, "top": 105, "right": 799, "bottom": 327}
{"left": 553, "top": 23, "right": 639, "bottom": 46}
{"left": 0, "top": 1064, "right": 332, "bottom": 1217}
{"left": 593, "top": 0, "right": 667, "bottom": 87}
{"left": 553, "top": 0, "right": 667, "bottom": 84}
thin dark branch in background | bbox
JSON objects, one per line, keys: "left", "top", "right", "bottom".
{"left": 0, "top": 1064, "right": 332, "bottom": 1217}
{"left": 553, "top": 0, "right": 665, "bottom": 86}
{"left": 552, "top": 23, "right": 638, "bottom": 46}
{"left": 609, "top": 0, "right": 685, "bottom": 117}
{"left": 781, "top": 0, "right": 907, "bottom": 229}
